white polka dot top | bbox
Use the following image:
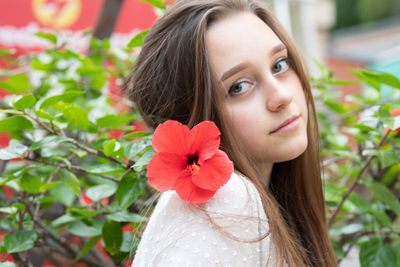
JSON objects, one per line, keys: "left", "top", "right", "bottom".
{"left": 131, "top": 172, "right": 277, "bottom": 267}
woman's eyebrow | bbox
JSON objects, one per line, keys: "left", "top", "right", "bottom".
{"left": 220, "top": 63, "right": 250, "bottom": 82}
{"left": 219, "top": 43, "right": 287, "bottom": 82}
{"left": 270, "top": 43, "right": 287, "bottom": 57}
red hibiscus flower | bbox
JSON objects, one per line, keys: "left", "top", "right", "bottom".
{"left": 147, "top": 120, "right": 234, "bottom": 203}
{"left": 390, "top": 109, "right": 400, "bottom": 116}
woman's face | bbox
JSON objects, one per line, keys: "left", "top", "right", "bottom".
{"left": 206, "top": 12, "right": 308, "bottom": 171}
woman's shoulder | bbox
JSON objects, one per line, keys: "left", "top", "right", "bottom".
{"left": 160, "top": 171, "right": 263, "bottom": 212}
{"left": 131, "top": 172, "right": 271, "bottom": 267}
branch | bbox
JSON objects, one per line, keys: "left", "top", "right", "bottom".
{"left": 24, "top": 112, "right": 127, "bottom": 168}
{"left": 0, "top": 159, "right": 8, "bottom": 176}
{"left": 24, "top": 112, "right": 59, "bottom": 135}
{"left": 33, "top": 165, "right": 62, "bottom": 228}
{"left": 67, "top": 138, "right": 126, "bottom": 166}
{"left": 23, "top": 204, "right": 113, "bottom": 267}
{"left": 328, "top": 131, "right": 390, "bottom": 228}
{"left": 23, "top": 157, "right": 120, "bottom": 183}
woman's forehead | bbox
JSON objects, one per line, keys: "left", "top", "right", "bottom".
{"left": 205, "top": 12, "right": 284, "bottom": 79}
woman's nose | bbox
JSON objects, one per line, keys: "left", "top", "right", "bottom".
{"left": 264, "top": 79, "right": 293, "bottom": 112}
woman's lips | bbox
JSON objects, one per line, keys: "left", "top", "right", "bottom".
{"left": 270, "top": 115, "right": 300, "bottom": 134}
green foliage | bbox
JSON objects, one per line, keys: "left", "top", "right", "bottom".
{"left": 4, "top": 230, "right": 37, "bottom": 253}
{"left": 314, "top": 63, "right": 400, "bottom": 266}
{"left": 0, "top": 26, "right": 153, "bottom": 266}
{"left": 102, "top": 220, "right": 123, "bottom": 255}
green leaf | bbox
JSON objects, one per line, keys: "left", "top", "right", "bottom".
{"left": 29, "top": 135, "right": 73, "bottom": 152}
{"left": 49, "top": 183, "right": 76, "bottom": 207}
{"left": 13, "top": 94, "right": 37, "bottom": 110}
{"left": 31, "top": 57, "right": 55, "bottom": 71}
{"left": 368, "top": 209, "right": 391, "bottom": 227}
{"left": 66, "top": 207, "right": 101, "bottom": 217}
{"left": 0, "top": 207, "right": 18, "bottom": 214}
{"left": 378, "top": 107, "right": 394, "bottom": 128}
{"left": 377, "top": 150, "right": 399, "bottom": 169}
{"left": 87, "top": 164, "right": 124, "bottom": 175}
{"left": 35, "top": 32, "right": 57, "bottom": 44}
{"left": 143, "top": 0, "right": 164, "bottom": 9}
{"left": 40, "top": 91, "right": 84, "bottom": 109}
{"left": 106, "top": 210, "right": 148, "bottom": 223}
{"left": 133, "top": 149, "right": 156, "bottom": 172}
{"left": 4, "top": 230, "right": 37, "bottom": 253}
{"left": 360, "top": 239, "right": 396, "bottom": 267}
{"left": 11, "top": 203, "right": 26, "bottom": 211}
{"left": 18, "top": 174, "right": 42, "bottom": 194}
{"left": 59, "top": 170, "right": 81, "bottom": 196}
{"left": 102, "top": 220, "right": 123, "bottom": 255}
{"left": 52, "top": 213, "right": 85, "bottom": 226}
{"left": 103, "top": 139, "right": 116, "bottom": 157}
{"left": 332, "top": 240, "right": 345, "bottom": 260}
{"left": 393, "top": 241, "right": 400, "bottom": 267}
{"left": 352, "top": 70, "right": 380, "bottom": 90}
{"left": 126, "top": 30, "right": 149, "bottom": 50}
{"left": 48, "top": 156, "right": 71, "bottom": 169}
{"left": 348, "top": 192, "right": 371, "bottom": 212}
{"left": 0, "top": 73, "right": 32, "bottom": 93}
{"left": 62, "top": 105, "right": 89, "bottom": 129}
{"left": 120, "top": 232, "right": 137, "bottom": 253}
{"left": 116, "top": 173, "right": 146, "bottom": 210}
{"left": 39, "top": 181, "right": 63, "bottom": 192}
{"left": 0, "top": 116, "right": 33, "bottom": 132}
{"left": 328, "top": 79, "right": 358, "bottom": 86}
{"left": 96, "top": 114, "right": 133, "bottom": 128}
{"left": 366, "top": 180, "right": 400, "bottom": 215}
{"left": 73, "top": 236, "right": 101, "bottom": 262}
{"left": 124, "top": 131, "right": 151, "bottom": 139}
{"left": 0, "top": 140, "right": 27, "bottom": 160}
{"left": 124, "top": 139, "right": 152, "bottom": 159}
{"left": 34, "top": 109, "right": 53, "bottom": 121}
{"left": 0, "top": 47, "right": 12, "bottom": 56}
{"left": 382, "top": 163, "right": 400, "bottom": 184}
{"left": 353, "top": 69, "right": 400, "bottom": 89}
{"left": 86, "top": 184, "right": 116, "bottom": 202}
{"left": 67, "top": 221, "right": 102, "bottom": 237}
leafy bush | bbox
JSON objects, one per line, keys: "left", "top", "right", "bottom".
{"left": 0, "top": 27, "right": 155, "bottom": 267}
{"left": 313, "top": 63, "right": 400, "bottom": 266}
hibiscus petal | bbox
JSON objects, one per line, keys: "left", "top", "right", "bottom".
{"left": 173, "top": 173, "right": 216, "bottom": 203}
{"left": 152, "top": 120, "right": 190, "bottom": 155}
{"left": 147, "top": 152, "right": 187, "bottom": 191}
{"left": 189, "top": 121, "right": 220, "bottom": 164}
{"left": 192, "top": 150, "right": 234, "bottom": 191}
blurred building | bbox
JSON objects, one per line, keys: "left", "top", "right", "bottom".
{"left": 327, "top": 16, "right": 400, "bottom": 99}
{"left": 263, "top": 0, "right": 336, "bottom": 75}
{"left": 264, "top": 0, "right": 400, "bottom": 100}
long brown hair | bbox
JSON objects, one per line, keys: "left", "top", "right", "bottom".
{"left": 123, "top": 0, "right": 337, "bottom": 266}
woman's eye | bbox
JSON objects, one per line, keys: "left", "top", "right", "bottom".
{"left": 228, "top": 81, "right": 252, "bottom": 96}
{"left": 272, "top": 58, "right": 290, "bottom": 74}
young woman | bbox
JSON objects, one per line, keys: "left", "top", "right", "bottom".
{"left": 124, "top": 0, "right": 337, "bottom": 266}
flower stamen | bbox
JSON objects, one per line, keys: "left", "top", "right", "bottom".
{"left": 187, "top": 163, "right": 200, "bottom": 176}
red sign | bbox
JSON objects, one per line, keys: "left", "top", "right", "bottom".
{"left": 0, "top": 0, "right": 157, "bottom": 50}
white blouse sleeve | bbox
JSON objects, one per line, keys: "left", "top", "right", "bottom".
{"left": 131, "top": 172, "right": 274, "bottom": 267}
